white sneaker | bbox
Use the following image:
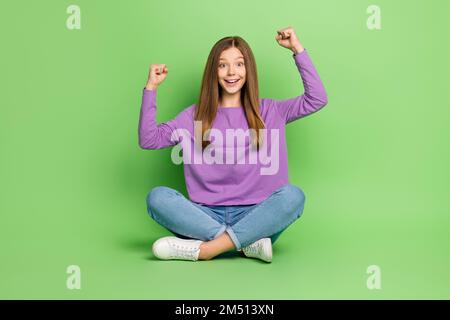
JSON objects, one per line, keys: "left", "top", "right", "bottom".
{"left": 152, "top": 236, "right": 203, "bottom": 261}
{"left": 242, "top": 238, "right": 272, "bottom": 262}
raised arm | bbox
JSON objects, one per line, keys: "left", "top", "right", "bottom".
{"left": 138, "top": 87, "right": 181, "bottom": 150}
{"left": 272, "top": 27, "right": 328, "bottom": 124}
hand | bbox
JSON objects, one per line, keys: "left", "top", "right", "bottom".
{"left": 145, "top": 64, "right": 169, "bottom": 90}
{"left": 275, "top": 27, "right": 304, "bottom": 54}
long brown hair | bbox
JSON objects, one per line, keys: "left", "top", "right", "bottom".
{"left": 194, "top": 36, "right": 266, "bottom": 151}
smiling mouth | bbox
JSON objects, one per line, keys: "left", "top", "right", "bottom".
{"left": 224, "top": 79, "right": 240, "bottom": 84}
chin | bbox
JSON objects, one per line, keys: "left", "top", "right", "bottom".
{"left": 224, "top": 89, "right": 241, "bottom": 95}
{"left": 221, "top": 83, "right": 244, "bottom": 94}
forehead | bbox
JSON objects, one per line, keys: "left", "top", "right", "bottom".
{"left": 219, "top": 47, "right": 244, "bottom": 61}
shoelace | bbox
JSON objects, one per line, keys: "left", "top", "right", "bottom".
{"left": 244, "top": 242, "right": 262, "bottom": 256}
{"left": 170, "top": 242, "right": 199, "bottom": 259}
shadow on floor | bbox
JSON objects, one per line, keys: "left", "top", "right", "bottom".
{"left": 120, "top": 237, "right": 251, "bottom": 261}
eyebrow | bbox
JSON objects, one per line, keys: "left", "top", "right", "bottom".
{"left": 219, "top": 56, "right": 244, "bottom": 61}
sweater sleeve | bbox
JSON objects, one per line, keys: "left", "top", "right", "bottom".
{"left": 272, "top": 49, "right": 328, "bottom": 124}
{"left": 138, "top": 88, "right": 184, "bottom": 150}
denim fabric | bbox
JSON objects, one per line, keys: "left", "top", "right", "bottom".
{"left": 146, "top": 183, "right": 306, "bottom": 251}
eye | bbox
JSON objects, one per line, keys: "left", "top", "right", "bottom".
{"left": 237, "top": 62, "right": 245, "bottom": 66}
{"left": 218, "top": 63, "right": 225, "bottom": 68}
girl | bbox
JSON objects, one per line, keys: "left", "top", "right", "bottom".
{"left": 139, "top": 27, "right": 328, "bottom": 263}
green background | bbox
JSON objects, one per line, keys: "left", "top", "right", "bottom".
{"left": 1, "top": 0, "right": 449, "bottom": 299}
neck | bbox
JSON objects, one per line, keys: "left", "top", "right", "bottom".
{"left": 219, "top": 91, "right": 241, "bottom": 107}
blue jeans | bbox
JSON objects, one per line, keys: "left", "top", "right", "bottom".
{"left": 146, "top": 183, "right": 306, "bottom": 251}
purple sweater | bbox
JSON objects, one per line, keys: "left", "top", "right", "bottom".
{"left": 138, "top": 49, "right": 328, "bottom": 205}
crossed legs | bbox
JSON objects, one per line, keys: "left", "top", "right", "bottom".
{"left": 146, "top": 184, "right": 306, "bottom": 260}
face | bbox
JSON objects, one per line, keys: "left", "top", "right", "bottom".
{"left": 217, "top": 47, "right": 246, "bottom": 95}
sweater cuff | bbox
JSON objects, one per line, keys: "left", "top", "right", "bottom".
{"left": 143, "top": 87, "right": 157, "bottom": 93}
{"left": 293, "top": 48, "right": 307, "bottom": 57}
{"left": 293, "top": 48, "right": 310, "bottom": 67}
{"left": 142, "top": 87, "right": 157, "bottom": 109}
{"left": 143, "top": 87, "right": 157, "bottom": 101}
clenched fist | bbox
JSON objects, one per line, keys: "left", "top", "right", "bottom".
{"left": 145, "top": 64, "right": 169, "bottom": 90}
{"left": 275, "top": 27, "right": 304, "bottom": 54}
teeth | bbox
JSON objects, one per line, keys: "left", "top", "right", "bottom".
{"left": 225, "top": 79, "right": 238, "bottom": 83}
